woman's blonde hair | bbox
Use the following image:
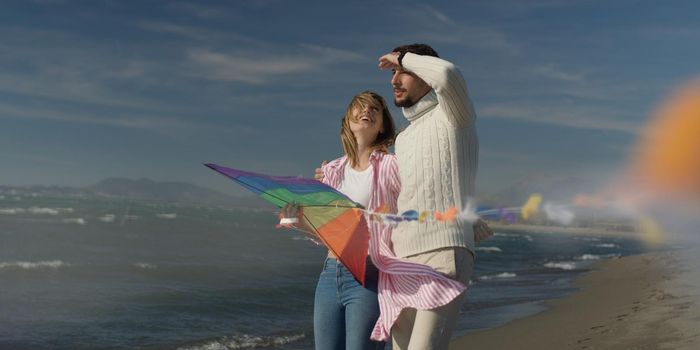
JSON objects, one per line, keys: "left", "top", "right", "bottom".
{"left": 340, "top": 91, "right": 397, "bottom": 168}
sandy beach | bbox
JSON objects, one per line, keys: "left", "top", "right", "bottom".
{"left": 451, "top": 245, "right": 700, "bottom": 350}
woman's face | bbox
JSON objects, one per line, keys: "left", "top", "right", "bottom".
{"left": 348, "top": 102, "right": 384, "bottom": 142}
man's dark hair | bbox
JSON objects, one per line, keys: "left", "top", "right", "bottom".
{"left": 392, "top": 43, "right": 439, "bottom": 58}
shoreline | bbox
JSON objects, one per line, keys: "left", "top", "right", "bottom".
{"left": 450, "top": 248, "right": 700, "bottom": 349}
{"left": 487, "top": 222, "right": 642, "bottom": 238}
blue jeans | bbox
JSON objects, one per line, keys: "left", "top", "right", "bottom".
{"left": 314, "top": 258, "right": 384, "bottom": 350}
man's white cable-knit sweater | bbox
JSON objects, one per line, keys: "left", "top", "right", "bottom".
{"left": 391, "top": 52, "right": 479, "bottom": 258}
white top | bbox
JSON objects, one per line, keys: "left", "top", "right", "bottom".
{"left": 392, "top": 52, "right": 478, "bottom": 258}
{"left": 337, "top": 164, "right": 373, "bottom": 208}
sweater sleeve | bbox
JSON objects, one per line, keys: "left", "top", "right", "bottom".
{"left": 401, "top": 52, "right": 476, "bottom": 129}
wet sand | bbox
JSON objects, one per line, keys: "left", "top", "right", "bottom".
{"left": 450, "top": 247, "right": 700, "bottom": 349}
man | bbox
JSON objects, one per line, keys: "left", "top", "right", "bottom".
{"left": 377, "top": 43, "right": 480, "bottom": 350}
{"left": 315, "top": 44, "right": 490, "bottom": 349}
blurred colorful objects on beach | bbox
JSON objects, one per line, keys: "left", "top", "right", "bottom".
{"left": 558, "top": 78, "right": 700, "bottom": 245}
{"left": 573, "top": 194, "right": 606, "bottom": 208}
{"left": 630, "top": 78, "right": 700, "bottom": 199}
{"left": 521, "top": 194, "right": 542, "bottom": 220}
{"left": 543, "top": 202, "right": 574, "bottom": 225}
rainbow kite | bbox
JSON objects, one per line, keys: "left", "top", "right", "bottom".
{"left": 205, "top": 163, "right": 371, "bottom": 286}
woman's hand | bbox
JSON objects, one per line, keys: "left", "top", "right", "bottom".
{"left": 278, "top": 203, "right": 303, "bottom": 228}
{"left": 314, "top": 160, "right": 327, "bottom": 181}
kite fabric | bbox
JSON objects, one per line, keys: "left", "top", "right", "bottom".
{"left": 204, "top": 163, "right": 370, "bottom": 286}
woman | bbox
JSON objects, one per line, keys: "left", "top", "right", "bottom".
{"left": 314, "top": 91, "right": 396, "bottom": 350}
{"left": 284, "top": 90, "right": 396, "bottom": 350}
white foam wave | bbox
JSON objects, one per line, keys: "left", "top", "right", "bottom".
{"left": 494, "top": 233, "right": 519, "bottom": 238}
{"left": 135, "top": 263, "right": 158, "bottom": 269}
{"left": 99, "top": 214, "right": 116, "bottom": 223}
{"left": 544, "top": 261, "right": 578, "bottom": 270}
{"left": 494, "top": 233, "right": 533, "bottom": 241}
{"left": 291, "top": 236, "right": 321, "bottom": 245}
{"left": 156, "top": 213, "right": 177, "bottom": 219}
{"left": 177, "top": 333, "right": 306, "bottom": 350}
{"left": 0, "top": 208, "right": 25, "bottom": 215}
{"left": 578, "top": 253, "right": 621, "bottom": 261}
{"left": 0, "top": 260, "right": 68, "bottom": 270}
{"left": 30, "top": 207, "right": 75, "bottom": 215}
{"left": 0, "top": 207, "right": 74, "bottom": 215}
{"left": 595, "top": 243, "right": 618, "bottom": 248}
{"left": 29, "top": 207, "right": 60, "bottom": 215}
{"left": 63, "top": 218, "right": 86, "bottom": 225}
{"left": 480, "top": 272, "right": 517, "bottom": 280}
{"left": 476, "top": 246, "right": 502, "bottom": 253}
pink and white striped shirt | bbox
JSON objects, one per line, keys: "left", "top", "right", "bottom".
{"left": 322, "top": 150, "right": 466, "bottom": 341}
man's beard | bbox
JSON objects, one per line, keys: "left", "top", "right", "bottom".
{"left": 394, "top": 96, "right": 417, "bottom": 108}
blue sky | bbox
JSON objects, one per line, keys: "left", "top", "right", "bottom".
{"left": 1, "top": 0, "right": 699, "bottom": 196}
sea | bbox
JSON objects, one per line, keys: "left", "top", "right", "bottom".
{"left": 0, "top": 196, "right": 652, "bottom": 350}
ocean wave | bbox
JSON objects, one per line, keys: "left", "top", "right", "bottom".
{"left": 494, "top": 233, "right": 517, "bottom": 237}
{"left": 578, "top": 253, "right": 620, "bottom": 261}
{"left": 494, "top": 233, "right": 533, "bottom": 242}
{"left": 0, "top": 208, "right": 24, "bottom": 215}
{"left": 576, "top": 237, "right": 601, "bottom": 242}
{"left": 494, "top": 233, "right": 521, "bottom": 238}
{"left": 62, "top": 218, "right": 86, "bottom": 225}
{"left": 480, "top": 272, "right": 517, "bottom": 280}
{"left": 30, "top": 207, "right": 74, "bottom": 215}
{"left": 476, "top": 246, "right": 502, "bottom": 253}
{"left": 291, "top": 236, "right": 321, "bottom": 245}
{"left": 177, "top": 333, "right": 306, "bottom": 350}
{"left": 99, "top": 214, "right": 116, "bottom": 223}
{"left": 156, "top": 213, "right": 177, "bottom": 219}
{"left": 544, "top": 262, "right": 578, "bottom": 270}
{"left": 0, "top": 260, "right": 68, "bottom": 270}
{"left": 0, "top": 207, "right": 74, "bottom": 215}
{"left": 135, "top": 263, "right": 158, "bottom": 269}
{"left": 595, "top": 243, "right": 618, "bottom": 248}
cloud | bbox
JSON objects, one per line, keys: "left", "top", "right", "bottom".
{"left": 168, "top": 2, "right": 228, "bottom": 19}
{"left": 137, "top": 20, "right": 265, "bottom": 45}
{"left": 298, "top": 44, "right": 367, "bottom": 63}
{"left": 137, "top": 21, "right": 217, "bottom": 41}
{"left": 532, "top": 63, "right": 585, "bottom": 82}
{"left": 394, "top": 5, "right": 521, "bottom": 56}
{"left": 184, "top": 44, "right": 368, "bottom": 84}
{"left": 185, "top": 49, "right": 315, "bottom": 84}
{"left": 422, "top": 5, "right": 455, "bottom": 26}
{"left": 0, "top": 104, "right": 193, "bottom": 131}
{"left": 480, "top": 104, "right": 642, "bottom": 134}
{"left": 476, "top": 0, "right": 599, "bottom": 16}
